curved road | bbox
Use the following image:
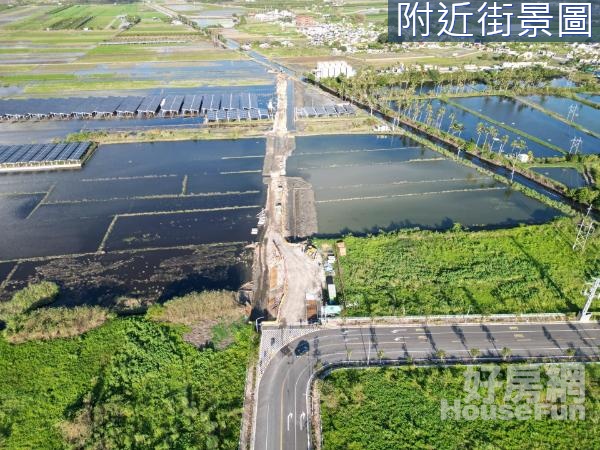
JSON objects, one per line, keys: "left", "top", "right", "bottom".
{"left": 254, "top": 321, "right": 600, "bottom": 450}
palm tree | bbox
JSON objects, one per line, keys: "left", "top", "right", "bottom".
{"left": 476, "top": 122, "right": 485, "bottom": 146}
{"left": 482, "top": 125, "right": 491, "bottom": 150}
{"left": 451, "top": 121, "right": 464, "bottom": 137}
{"left": 513, "top": 138, "right": 527, "bottom": 156}
{"left": 488, "top": 126, "right": 499, "bottom": 151}
{"left": 499, "top": 134, "right": 509, "bottom": 153}
{"left": 436, "top": 106, "right": 446, "bottom": 129}
{"left": 425, "top": 102, "right": 434, "bottom": 126}
{"left": 447, "top": 112, "right": 456, "bottom": 132}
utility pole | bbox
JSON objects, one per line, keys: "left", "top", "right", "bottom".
{"left": 578, "top": 277, "right": 600, "bottom": 322}
{"left": 569, "top": 136, "right": 582, "bottom": 155}
{"left": 573, "top": 204, "right": 595, "bottom": 251}
{"left": 567, "top": 104, "right": 579, "bottom": 122}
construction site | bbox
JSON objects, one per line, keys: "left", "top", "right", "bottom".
{"left": 252, "top": 73, "right": 324, "bottom": 326}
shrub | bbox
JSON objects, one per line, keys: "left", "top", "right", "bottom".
{"left": 0, "top": 282, "right": 59, "bottom": 321}
{"left": 5, "top": 307, "right": 111, "bottom": 344}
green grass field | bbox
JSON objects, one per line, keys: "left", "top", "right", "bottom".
{"left": 0, "top": 309, "right": 255, "bottom": 449}
{"left": 6, "top": 3, "right": 155, "bottom": 31}
{"left": 321, "top": 218, "right": 599, "bottom": 316}
{"left": 321, "top": 365, "right": 600, "bottom": 450}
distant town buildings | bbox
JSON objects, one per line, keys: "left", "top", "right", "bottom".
{"left": 314, "top": 61, "right": 356, "bottom": 80}
{"left": 253, "top": 9, "right": 294, "bottom": 23}
{"left": 300, "top": 22, "right": 379, "bottom": 51}
{"left": 295, "top": 15, "right": 315, "bottom": 28}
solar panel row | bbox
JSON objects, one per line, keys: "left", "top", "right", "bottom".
{"left": 0, "top": 142, "right": 92, "bottom": 166}
{"left": 205, "top": 108, "right": 270, "bottom": 122}
{"left": 0, "top": 92, "right": 273, "bottom": 121}
{"left": 295, "top": 104, "right": 357, "bottom": 118}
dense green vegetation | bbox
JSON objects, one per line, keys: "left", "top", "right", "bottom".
{"left": 320, "top": 364, "right": 600, "bottom": 450}
{"left": 0, "top": 286, "right": 255, "bottom": 449}
{"left": 321, "top": 218, "right": 599, "bottom": 316}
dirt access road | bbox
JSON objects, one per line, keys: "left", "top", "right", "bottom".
{"left": 255, "top": 73, "right": 322, "bottom": 325}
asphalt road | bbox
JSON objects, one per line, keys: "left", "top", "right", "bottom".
{"left": 253, "top": 322, "right": 600, "bottom": 450}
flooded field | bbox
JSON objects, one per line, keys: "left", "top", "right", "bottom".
{"left": 71, "top": 60, "right": 273, "bottom": 83}
{"left": 0, "top": 116, "right": 204, "bottom": 144}
{"left": 453, "top": 96, "right": 600, "bottom": 155}
{"left": 288, "top": 134, "right": 561, "bottom": 236}
{"left": 531, "top": 167, "right": 588, "bottom": 189}
{"left": 524, "top": 95, "right": 600, "bottom": 135}
{"left": 577, "top": 93, "right": 600, "bottom": 105}
{"left": 0, "top": 138, "right": 266, "bottom": 304}
{"left": 392, "top": 99, "right": 561, "bottom": 158}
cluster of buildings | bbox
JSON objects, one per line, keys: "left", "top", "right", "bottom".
{"left": 299, "top": 21, "right": 380, "bottom": 52}
{"left": 252, "top": 9, "right": 294, "bottom": 23}
{"left": 313, "top": 61, "right": 356, "bottom": 80}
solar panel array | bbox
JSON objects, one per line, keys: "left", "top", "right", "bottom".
{"left": 295, "top": 104, "right": 357, "bottom": 118}
{"left": 0, "top": 92, "right": 272, "bottom": 122}
{"left": 0, "top": 142, "right": 92, "bottom": 168}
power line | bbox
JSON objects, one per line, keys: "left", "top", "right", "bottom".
{"left": 569, "top": 136, "right": 582, "bottom": 155}
{"left": 573, "top": 204, "right": 595, "bottom": 251}
{"left": 578, "top": 277, "right": 600, "bottom": 322}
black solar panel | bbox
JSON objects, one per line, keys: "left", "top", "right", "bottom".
{"left": 161, "top": 95, "right": 184, "bottom": 113}
{"left": 116, "top": 97, "right": 143, "bottom": 114}
{"left": 69, "top": 98, "right": 93, "bottom": 115}
{"left": 56, "top": 143, "right": 76, "bottom": 160}
{"left": 182, "top": 94, "right": 202, "bottom": 113}
{"left": 10, "top": 144, "right": 38, "bottom": 163}
{"left": 240, "top": 93, "right": 250, "bottom": 110}
{"left": 0, "top": 145, "right": 20, "bottom": 163}
{"left": 138, "top": 96, "right": 162, "bottom": 114}
{"left": 220, "top": 93, "right": 231, "bottom": 110}
{"left": 67, "top": 142, "right": 90, "bottom": 161}
{"left": 100, "top": 97, "right": 122, "bottom": 114}
{"left": 226, "top": 109, "right": 239, "bottom": 121}
{"left": 43, "top": 143, "right": 68, "bottom": 161}
{"left": 30, "top": 143, "right": 56, "bottom": 162}
{"left": 249, "top": 93, "right": 258, "bottom": 110}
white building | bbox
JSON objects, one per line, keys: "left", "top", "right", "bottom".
{"left": 314, "top": 61, "right": 356, "bottom": 80}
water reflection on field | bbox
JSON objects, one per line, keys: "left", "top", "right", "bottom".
{"left": 0, "top": 138, "right": 265, "bottom": 304}
{"left": 531, "top": 167, "right": 588, "bottom": 189}
{"left": 289, "top": 135, "right": 561, "bottom": 236}
{"left": 453, "top": 96, "right": 600, "bottom": 155}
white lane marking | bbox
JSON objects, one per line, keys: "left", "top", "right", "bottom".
{"left": 300, "top": 412, "right": 306, "bottom": 431}
{"left": 287, "top": 412, "right": 293, "bottom": 432}
{"left": 265, "top": 404, "right": 270, "bottom": 450}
